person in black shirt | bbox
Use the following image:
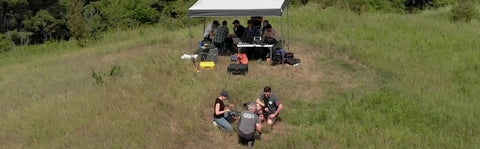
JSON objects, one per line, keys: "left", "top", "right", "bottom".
{"left": 213, "top": 90, "right": 234, "bottom": 132}
{"left": 228, "top": 19, "right": 246, "bottom": 53}
{"left": 232, "top": 19, "right": 245, "bottom": 38}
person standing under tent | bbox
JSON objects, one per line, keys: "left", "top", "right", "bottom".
{"left": 213, "top": 20, "right": 230, "bottom": 55}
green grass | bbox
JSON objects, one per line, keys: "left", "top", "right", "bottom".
{"left": 1, "top": 4, "right": 480, "bottom": 148}
{"left": 280, "top": 5, "right": 480, "bottom": 148}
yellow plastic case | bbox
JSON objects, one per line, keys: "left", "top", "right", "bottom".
{"left": 199, "top": 61, "right": 215, "bottom": 69}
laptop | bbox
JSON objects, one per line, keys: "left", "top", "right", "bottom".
{"left": 240, "top": 36, "right": 254, "bottom": 44}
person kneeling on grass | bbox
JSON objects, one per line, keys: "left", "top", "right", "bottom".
{"left": 256, "top": 86, "right": 284, "bottom": 128}
{"left": 213, "top": 89, "right": 236, "bottom": 132}
{"left": 238, "top": 102, "right": 262, "bottom": 148}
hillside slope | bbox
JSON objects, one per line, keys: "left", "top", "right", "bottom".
{"left": 1, "top": 5, "right": 479, "bottom": 148}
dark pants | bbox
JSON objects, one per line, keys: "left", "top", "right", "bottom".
{"left": 246, "top": 47, "right": 255, "bottom": 60}
{"left": 214, "top": 42, "right": 225, "bottom": 55}
{"left": 238, "top": 131, "right": 255, "bottom": 146}
{"left": 247, "top": 48, "right": 268, "bottom": 60}
{"left": 255, "top": 48, "right": 269, "bottom": 60}
{"left": 224, "top": 38, "right": 234, "bottom": 53}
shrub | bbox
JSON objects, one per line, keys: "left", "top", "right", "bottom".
{"left": 0, "top": 34, "right": 14, "bottom": 53}
{"left": 91, "top": 65, "right": 123, "bottom": 84}
{"left": 4, "top": 30, "right": 33, "bottom": 46}
{"left": 290, "top": 0, "right": 310, "bottom": 6}
{"left": 309, "top": 0, "right": 458, "bottom": 12}
{"left": 449, "top": 0, "right": 479, "bottom": 22}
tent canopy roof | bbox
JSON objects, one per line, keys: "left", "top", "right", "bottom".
{"left": 189, "top": 0, "right": 288, "bottom": 17}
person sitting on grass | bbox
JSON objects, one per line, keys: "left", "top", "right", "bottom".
{"left": 213, "top": 89, "right": 235, "bottom": 132}
{"left": 255, "top": 86, "right": 284, "bottom": 128}
{"left": 238, "top": 102, "right": 262, "bottom": 148}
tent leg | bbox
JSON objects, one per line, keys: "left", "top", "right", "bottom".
{"left": 286, "top": 7, "right": 289, "bottom": 49}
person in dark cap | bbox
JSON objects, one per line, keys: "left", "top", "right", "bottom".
{"left": 227, "top": 19, "right": 245, "bottom": 53}
{"left": 213, "top": 89, "right": 235, "bottom": 132}
{"left": 231, "top": 19, "right": 245, "bottom": 38}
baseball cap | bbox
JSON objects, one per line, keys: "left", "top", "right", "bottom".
{"left": 220, "top": 90, "right": 230, "bottom": 98}
{"left": 232, "top": 20, "right": 240, "bottom": 24}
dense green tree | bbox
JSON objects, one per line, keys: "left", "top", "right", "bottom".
{"left": 1, "top": 0, "right": 69, "bottom": 44}
{"left": 66, "top": 0, "right": 86, "bottom": 46}
{"left": 96, "top": 0, "right": 160, "bottom": 28}
{"left": 83, "top": 1, "right": 105, "bottom": 40}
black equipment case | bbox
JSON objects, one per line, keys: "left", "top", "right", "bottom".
{"left": 227, "top": 64, "right": 248, "bottom": 75}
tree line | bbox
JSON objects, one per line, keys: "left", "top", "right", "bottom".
{"left": 0, "top": 0, "right": 193, "bottom": 51}
{"left": 0, "top": 0, "right": 475, "bottom": 53}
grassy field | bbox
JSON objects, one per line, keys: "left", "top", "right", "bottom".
{"left": 1, "top": 4, "right": 480, "bottom": 148}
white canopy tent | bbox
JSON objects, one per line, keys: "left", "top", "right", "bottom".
{"left": 186, "top": 0, "right": 290, "bottom": 64}
{"left": 188, "top": 0, "right": 289, "bottom": 17}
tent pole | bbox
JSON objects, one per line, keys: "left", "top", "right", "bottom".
{"left": 188, "top": 17, "right": 198, "bottom": 72}
{"left": 286, "top": 6, "right": 289, "bottom": 50}
{"left": 280, "top": 13, "right": 283, "bottom": 48}
{"left": 188, "top": 17, "right": 192, "bottom": 52}
{"left": 203, "top": 18, "right": 206, "bottom": 38}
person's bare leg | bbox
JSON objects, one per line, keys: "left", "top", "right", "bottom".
{"left": 267, "top": 117, "right": 275, "bottom": 131}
